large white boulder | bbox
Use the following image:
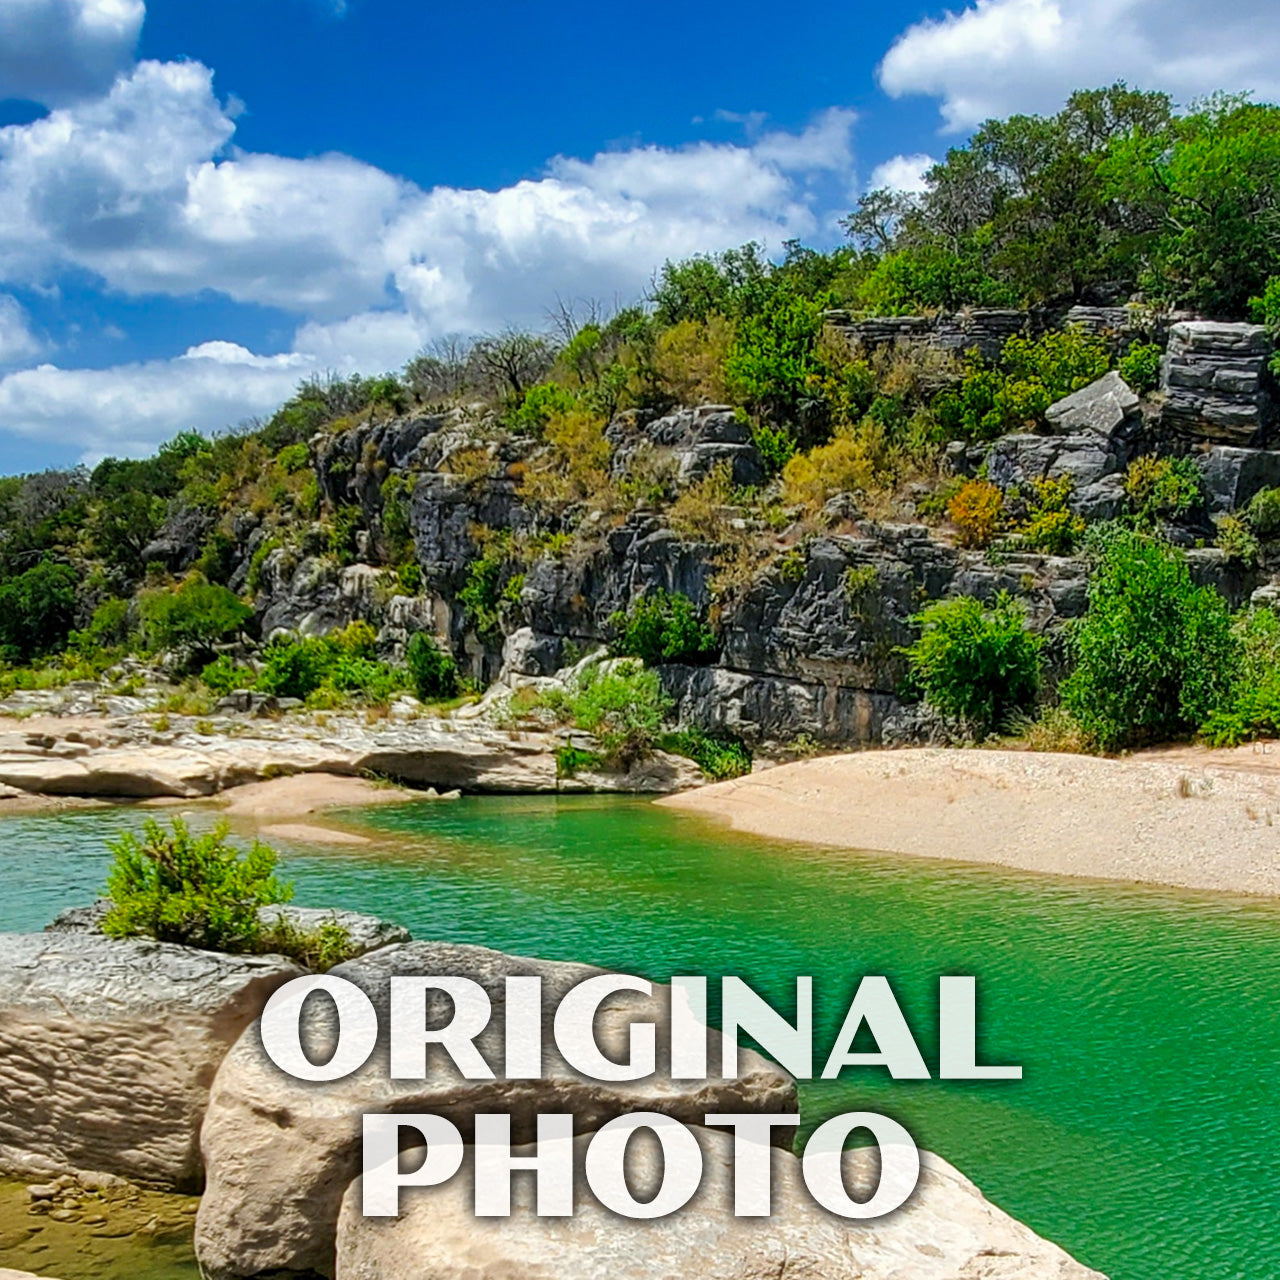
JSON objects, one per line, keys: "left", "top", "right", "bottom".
{"left": 335, "top": 1125, "right": 1106, "bottom": 1280}
{"left": 0, "top": 933, "right": 302, "bottom": 1190}
{"left": 195, "top": 942, "right": 798, "bottom": 1279}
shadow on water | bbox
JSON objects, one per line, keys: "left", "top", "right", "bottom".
{"left": 2, "top": 794, "right": 1279, "bottom": 1280}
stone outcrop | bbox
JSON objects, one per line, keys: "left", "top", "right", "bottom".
{"left": 0, "top": 933, "right": 301, "bottom": 1190}
{"left": 825, "top": 309, "right": 1041, "bottom": 363}
{"left": 515, "top": 521, "right": 1088, "bottom": 747}
{"left": 1159, "top": 321, "right": 1276, "bottom": 445}
{"left": 606, "top": 406, "right": 764, "bottom": 488}
{"left": 986, "top": 372, "right": 1143, "bottom": 520}
{"left": 0, "top": 716, "right": 700, "bottom": 800}
{"left": 1195, "top": 445, "right": 1280, "bottom": 515}
{"left": 335, "top": 1127, "right": 1104, "bottom": 1280}
{"left": 195, "top": 941, "right": 798, "bottom": 1280}
{"left": 45, "top": 901, "right": 411, "bottom": 957}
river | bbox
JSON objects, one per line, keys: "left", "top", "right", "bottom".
{"left": 2, "top": 795, "right": 1278, "bottom": 1280}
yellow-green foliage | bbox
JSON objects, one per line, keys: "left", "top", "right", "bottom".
{"left": 652, "top": 316, "right": 733, "bottom": 405}
{"left": 1019, "top": 476, "right": 1085, "bottom": 555}
{"left": 521, "top": 408, "right": 614, "bottom": 511}
{"left": 1123, "top": 455, "right": 1203, "bottom": 524}
{"left": 780, "top": 425, "right": 880, "bottom": 511}
{"left": 947, "top": 478, "right": 1004, "bottom": 548}
{"left": 668, "top": 463, "right": 738, "bottom": 542}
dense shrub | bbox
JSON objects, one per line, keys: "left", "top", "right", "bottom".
{"left": 0, "top": 559, "right": 79, "bottom": 661}
{"left": 661, "top": 728, "right": 752, "bottom": 780}
{"left": 1245, "top": 485, "right": 1280, "bottom": 538}
{"left": 255, "top": 635, "right": 333, "bottom": 699}
{"left": 948, "top": 479, "right": 1004, "bottom": 549}
{"left": 1019, "top": 477, "right": 1085, "bottom": 555}
{"left": 406, "top": 632, "right": 459, "bottom": 701}
{"left": 724, "top": 293, "right": 826, "bottom": 423}
{"left": 1123, "top": 455, "right": 1203, "bottom": 525}
{"left": 103, "top": 817, "right": 291, "bottom": 952}
{"left": 935, "top": 332, "right": 1110, "bottom": 440}
{"left": 557, "top": 660, "right": 671, "bottom": 766}
{"left": 139, "top": 577, "right": 252, "bottom": 655}
{"left": 1201, "top": 607, "right": 1280, "bottom": 745}
{"left": 254, "top": 622, "right": 403, "bottom": 704}
{"left": 1061, "top": 532, "right": 1237, "bottom": 750}
{"left": 1118, "top": 342, "right": 1163, "bottom": 394}
{"left": 200, "top": 653, "right": 254, "bottom": 696}
{"left": 780, "top": 427, "right": 878, "bottom": 509}
{"left": 608, "top": 591, "right": 717, "bottom": 666}
{"left": 853, "top": 245, "right": 1017, "bottom": 314}
{"left": 904, "top": 592, "right": 1041, "bottom": 736}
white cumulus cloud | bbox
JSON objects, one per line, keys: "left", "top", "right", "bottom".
{"left": 868, "top": 153, "right": 936, "bottom": 194}
{"left": 879, "top": 0, "right": 1280, "bottom": 131}
{"left": 0, "top": 294, "right": 42, "bottom": 366}
{"left": 0, "top": 57, "right": 861, "bottom": 460}
{"left": 0, "top": 0, "right": 144, "bottom": 106}
{"left": 0, "top": 343, "right": 311, "bottom": 461}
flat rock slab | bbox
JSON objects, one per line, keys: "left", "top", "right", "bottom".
{"left": 46, "top": 901, "right": 411, "bottom": 957}
{"left": 196, "top": 942, "right": 798, "bottom": 1280}
{"left": 0, "top": 933, "right": 302, "bottom": 1190}
{"left": 335, "top": 1126, "right": 1105, "bottom": 1280}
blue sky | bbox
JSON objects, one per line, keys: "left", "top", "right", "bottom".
{"left": 1, "top": 0, "right": 1278, "bottom": 472}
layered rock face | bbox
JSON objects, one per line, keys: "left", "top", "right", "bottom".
{"left": 606, "top": 406, "right": 765, "bottom": 488}
{"left": 987, "top": 371, "right": 1144, "bottom": 520}
{"left": 0, "top": 715, "right": 701, "bottom": 800}
{"left": 1160, "top": 321, "right": 1275, "bottom": 445}
{"left": 0, "top": 934, "right": 302, "bottom": 1190}
{"left": 335, "top": 1128, "right": 1105, "bottom": 1280}
{"left": 195, "top": 941, "right": 798, "bottom": 1280}
{"left": 825, "top": 308, "right": 1042, "bottom": 362}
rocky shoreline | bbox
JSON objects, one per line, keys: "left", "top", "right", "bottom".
{"left": 0, "top": 910, "right": 1105, "bottom": 1280}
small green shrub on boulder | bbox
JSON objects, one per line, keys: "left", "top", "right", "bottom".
{"left": 101, "top": 816, "right": 357, "bottom": 967}
{"left": 103, "top": 817, "right": 291, "bottom": 952}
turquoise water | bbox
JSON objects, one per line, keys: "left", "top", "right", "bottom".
{"left": 3, "top": 797, "right": 1279, "bottom": 1280}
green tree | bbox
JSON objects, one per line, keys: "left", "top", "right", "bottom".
{"left": 1108, "top": 96, "right": 1280, "bottom": 315}
{"left": 0, "top": 559, "right": 79, "bottom": 661}
{"left": 1061, "top": 532, "right": 1238, "bottom": 749}
{"left": 725, "top": 292, "right": 826, "bottom": 424}
{"left": 139, "top": 577, "right": 252, "bottom": 655}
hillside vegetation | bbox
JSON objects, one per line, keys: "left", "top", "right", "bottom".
{"left": 6, "top": 84, "right": 1280, "bottom": 759}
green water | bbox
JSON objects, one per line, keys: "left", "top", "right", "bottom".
{"left": 3, "top": 798, "right": 1279, "bottom": 1280}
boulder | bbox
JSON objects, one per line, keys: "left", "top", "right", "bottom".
{"left": 335, "top": 1125, "right": 1105, "bottom": 1280}
{"left": 607, "top": 407, "right": 764, "bottom": 488}
{"left": 987, "top": 434, "right": 1129, "bottom": 521}
{"left": 195, "top": 941, "right": 798, "bottom": 1280}
{"left": 0, "top": 933, "right": 302, "bottom": 1190}
{"left": 1160, "top": 321, "right": 1275, "bottom": 445}
{"left": 45, "top": 902, "right": 411, "bottom": 957}
{"left": 0, "top": 1270, "right": 66, "bottom": 1280}
{"left": 1194, "top": 445, "right": 1280, "bottom": 515}
{"left": 1044, "top": 371, "right": 1141, "bottom": 442}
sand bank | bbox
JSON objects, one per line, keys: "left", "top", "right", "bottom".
{"left": 658, "top": 746, "right": 1280, "bottom": 897}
